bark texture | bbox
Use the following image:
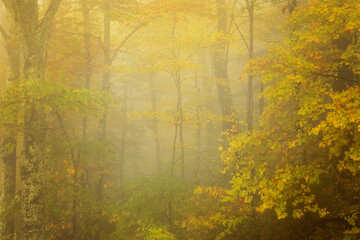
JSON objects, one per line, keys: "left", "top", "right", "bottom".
{"left": 1, "top": 1, "right": 62, "bottom": 239}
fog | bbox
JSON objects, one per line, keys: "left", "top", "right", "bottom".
{"left": 1, "top": 0, "right": 360, "bottom": 239}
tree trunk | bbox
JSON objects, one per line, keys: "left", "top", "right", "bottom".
{"left": 170, "top": 17, "right": 185, "bottom": 181}
{"left": 194, "top": 74, "right": 201, "bottom": 185}
{"left": 245, "top": 0, "right": 254, "bottom": 131}
{"left": 171, "top": 71, "right": 184, "bottom": 180}
{"left": 99, "top": 0, "right": 111, "bottom": 138}
{"left": 21, "top": 37, "right": 47, "bottom": 240}
{"left": 259, "top": 82, "right": 264, "bottom": 117}
{"left": 20, "top": 11, "right": 48, "bottom": 240}
{"left": 96, "top": 0, "right": 111, "bottom": 237}
{"left": 81, "top": 0, "right": 92, "bottom": 144}
{"left": 148, "top": 74, "right": 161, "bottom": 174}
{"left": 0, "top": 1, "right": 62, "bottom": 239}
{"left": 71, "top": 1, "right": 93, "bottom": 238}
{"left": 119, "top": 81, "right": 128, "bottom": 182}
{"left": 171, "top": 118, "right": 178, "bottom": 177}
{"left": 213, "top": 0, "right": 236, "bottom": 133}
{"left": 333, "top": 36, "right": 353, "bottom": 92}
{"left": 178, "top": 82, "right": 185, "bottom": 181}
{"left": 1, "top": 139, "right": 16, "bottom": 238}
{"left": 0, "top": 8, "right": 19, "bottom": 238}
{"left": 288, "top": 0, "right": 297, "bottom": 15}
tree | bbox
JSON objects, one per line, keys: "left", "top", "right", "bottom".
{"left": 213, "top": 0, "right": 237, "bottom": 133}
{"left": 1, "top": 0, "right": 62, "bottom": 239}
{"left": 218, "top": 0, "right": 360, "bottom": 238}
{"left": 244, "top": 0, "right": 254, "bottom": 131}
{"left": 0, "top": 6, "right": 19, "bottom": 238}
{"left": 183, "top": 0, "right": 360, "bottom": 239}
{"left": 148, "top": 72, "right": 162, "bottom": 174}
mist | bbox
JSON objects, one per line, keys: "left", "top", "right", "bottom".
{"left": 1, "top": 0, "right": 359, "bottom": 239}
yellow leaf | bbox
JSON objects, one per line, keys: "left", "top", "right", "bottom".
{"left": 67, "top": 168, "right": 75, "bottom": 175}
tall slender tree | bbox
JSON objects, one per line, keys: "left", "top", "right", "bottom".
{"left": 148, "top": 73, "right": 162, "bottom": 174}
{"left": 245, "top": 0, "right": 254, "bottom": 131}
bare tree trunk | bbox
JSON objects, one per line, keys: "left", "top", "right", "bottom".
{"left": 194, "top": 73, "right": 201, "bottom": 185}
{"left": 148, "top": 74, "right": 161, "bottom": 174}
{"left": 171, "top": 117, "right": 178, "bottom": 177}
{"left": 101, "top": 0, "right": 110, "bottom": 155}
{"left": 171, "top": 71, "right": 184, "bottom": 181}
{"left": 100, "top": 0, "right": 111, "bottom": 139}
{"left": 178, "top": 79, "right": 185, "bottom": 181}
{"left": 119, "top": 81, "right": 128, "bottom": 182}
{"left": 96, "top": 0, "right": 110, "bottom": 238}
{"left": 170, "top": 17, "right": 185, "bottom": 181}
{"left": 81, "top": 0, "right": 92, "bottom": 143}
{"left": 245, "top": 0, "right": 254, "bottom": 131}
{"left": 206, "top": 50, "right": 217, "bottom": 151}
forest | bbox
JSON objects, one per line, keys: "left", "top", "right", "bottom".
{"left": 0, "top": 0, "right": 359, "bottom": 239}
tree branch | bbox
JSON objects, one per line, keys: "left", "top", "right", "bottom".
{"left": 311, "top": 72, "right": 360, "bottom": 84}
{"left": 186, "top": 42, "right": 201, "bottom": 60}
{"left": 1, "top": 0, "right": 17, "bottom": 19}
{"left": 231, "top": 14, "right": 250, "bottom": 52}
{"left": 0, "top": 24, "right": 9, "bottom": 41}
{"left": 38, "top": 0, "right": 63, "bottom": 37}
{"left": 110, "top": 23, "right": 146, "bottom": 63}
